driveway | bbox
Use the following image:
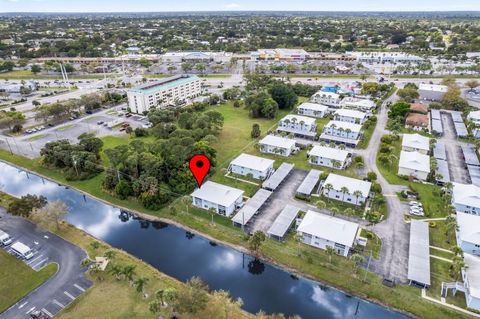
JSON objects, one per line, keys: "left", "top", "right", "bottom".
{"left": 0, "top": 209, "right": 91, "bottom": 319}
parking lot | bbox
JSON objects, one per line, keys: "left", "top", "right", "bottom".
{"left": 0, "top": 209, "right": 91, "bottom": 319}
{"left": 441, "top": 113, "right": 470, "bottom": 183}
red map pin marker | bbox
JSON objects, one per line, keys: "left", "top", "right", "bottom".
{"left": 189, "top": 154, "right": 211, "bottom": 187}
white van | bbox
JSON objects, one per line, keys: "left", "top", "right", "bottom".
{"left": 11, "top": 241, "right": 34, "bottom": 260}
{"left": 0, "top": 230, "right": 12, "bottom": 246}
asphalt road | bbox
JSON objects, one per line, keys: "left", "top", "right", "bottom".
{"left": 0, "top": 209, "right": 91, "bottom": 319}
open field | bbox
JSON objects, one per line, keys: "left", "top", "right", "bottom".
{"left": 0, "top": 250, "right": 58, "bottom": 313}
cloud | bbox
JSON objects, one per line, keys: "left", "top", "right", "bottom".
{"left": 224, "top": 2, "right": 240, "bottom": 9}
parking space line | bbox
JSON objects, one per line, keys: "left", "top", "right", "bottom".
{"left": 53, "top": 299, "right": 65, "bottom": 308}
{"left": 42, "top": 308, "right": 53, "bottom": 317}
{"left": 27, "top": 254, "right": 43, "bottom": 265}
{"left": 31, "top": 257, "right": 49, "bottom": 269}
{"left": 64, "top": 291, "right": 75, "bottom": 300}
{"left": 74, "top": 283, "right": 85, "bottom": 292}
{"left": 26, "top": 306, "right": 36, "bottom": 314}
{"left": 18, "top": 301, "right": 28, "bottom": 309}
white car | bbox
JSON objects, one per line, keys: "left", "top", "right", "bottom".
{"left": 409, "top": 201, "right": 422, "bottom": 207}
{"left": 410, "top": 207, "right": 424, "bottom": 215}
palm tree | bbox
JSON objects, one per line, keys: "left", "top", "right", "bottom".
{"left": 182, "top": 196, "right": 190, "bottom": 215}
{"left": 163, "top": 287, "right": 178, "bottom": 308}
{"left": 109, "top": 264, "right": 123, "bottom": 280}
{"left": 340, "top": 186, "right": 349, "bottom": 202}
{"left": 134, "top": 277, "right": 149, "bottom": 295}
{"left": 330, "top": 207, "right": 339, "bottom": 216}
{"left": 353, "top": 190, "right": 363, "bottom": 205}
{"left": 323, "top": 183, "right": 333, "bottom": 201}
{"left": 449, "top": 256, "right": 466, "bottom": 281}
{"left": 451, "top": 246, "right": 463, "bottom": 257}
{"left": 155, "top": 289, "right": 165, "bottom": 306}
{"left": 316, "top": 200, "right": 326, "bottom": 209}
{"left": 351, "top": 253, "right": 364, "bottom": 273}
{"left": 122, "top": 264, "right": 136, "bottom": 283}
{"left": 149, "top": 301, "right": 161, "bottom": 315}
{"left": 332, "top": 160, "right": 342, "bottom": 170}
{"left": 326, "top": 246, "right": 336, "bottom": 264}
{"left": 338, "top": 144, "right": 346, "bottom": 150}
{"left": 445, "top": 216, "right": 458, "bottom": 244}
{"left": 208, "top": 207, "right": 216, "bottom": 224}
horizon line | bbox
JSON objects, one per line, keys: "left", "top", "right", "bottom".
{"left": 1, "top": 10, "right": 480, "bottom": 13}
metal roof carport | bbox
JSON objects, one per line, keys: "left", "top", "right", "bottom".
{"left": 408, "top": 220, "right": 431, "bottom": 288}
{"left": 262, "top": 163, "right": 294, "bottom": 191}
{"left": 267, "top": 205, "right": 300, "bottom": 241}
{"left": 296, "top": 169, "right": 321, "bottom": 197}
{"left": 232, "top": 189, "right": 272, "bottom": 227}
{"left": 462, "top": 145, "right": 480, "bottom": 167}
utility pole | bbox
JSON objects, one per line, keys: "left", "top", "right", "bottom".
{"left": 363, "top": 249, "right": 373, "bottom": 283}
{"left": 4, "top": 139, "right": 13, "bottom": 154}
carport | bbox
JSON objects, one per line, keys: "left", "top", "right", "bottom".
{"left": 232, "top": 189, "right": 272, "bottom": 227}
{"left": 262, "top": 163, "right": 294, "bottom": 191}
{"left": 267, "top": 205, "right": 300, "bottom": 241}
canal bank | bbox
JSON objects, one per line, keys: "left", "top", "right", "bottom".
{"left": 0, "top": 158, "right": 465, "bottom": 319}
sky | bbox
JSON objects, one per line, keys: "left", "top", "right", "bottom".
{"left": 0, "top": 0, "right": 479, "bottom": 12}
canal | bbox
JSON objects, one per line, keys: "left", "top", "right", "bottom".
{"left": 0, "top": 161, "right": 407, "bottom": 319}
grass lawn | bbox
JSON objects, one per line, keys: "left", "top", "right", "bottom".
{"left": 357, "top": 120, "right": 377, "bottom": 149}
{"left": 57, "top": 124, "right": 75, "bottom": 132}
{"left": 26, "top": 133, "right": 48, "bottom": 141}
{"left": 427, "top": 257, "right": 467, "bottom": 309}
{"left": 0, "top": 250, "right": 58, "bottom": 313}
{"left": 360, "top": 229, "right": 382, "bottom": 259}
{"left": 429, "top": 220, "right": 457, "bottom": 250}
{"left": 430, "top": 247, "right": 454, "bottom": 260}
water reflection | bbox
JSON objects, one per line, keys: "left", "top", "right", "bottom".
{"left": 0, "top": 162, "right": 408, "bottom": 319}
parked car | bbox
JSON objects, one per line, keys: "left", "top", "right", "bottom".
{"left": 97, "top": 121, "right": 104, "bottom": 125}
{"left": 30, "top": 310, "right": 50, "bottom": 319}
{"left": 409, "top": 201, "right": 421, "bottom": 206}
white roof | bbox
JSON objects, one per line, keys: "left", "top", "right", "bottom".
{"left": 468, "top": 110, "right": 480, "bottom": 121}
{"left": 259, "top": 135, "right": 296, "bottom": 149}
{"left": 457, "top": 212, "right": 480, "bottom": 246}
{"left": 11, "top": 241, "right": 31, "bottom": 254}
{"left": 281, "top": 114, "right": 316, "bottom": 126}
{"left": 334, "top": 109, "right": 367, "bottom": 120}
{"left": 399, "top": 151, "right": 430, "bottom": 173}
{"left": 323, "top": 173, "right": 372, "bottom": 197}
{"left": 230, "top": 153, "right": 274, "bottom": 172}
{"left": 298, "top": 102, "right": 328, "bottom": 112}
{"left": 341, "top": 97, "right": 376, "bottom": 110}
{"left": 191, "top": 181, "right": 243, "bottom": 207}
{"left": 402, "top": 133, "right": 430, "bottom": 151}
{"left": 325, "top": 120, "right": 362, "bottom": 133}
{"left": 453, "top": 183, "right": 480, "bottom": 209}
{"left": 464, "top": 253, "right": 480, "bottom": 299}
{"left": 419, "top": 83, "right": 448, "bottom": 93}
{"left": 313, "top": 90, "right": 340, "bottom": 99}
{"left": 297, "top": 210, "right": 359, "bottom": 247}
{"left": 308, "top": 145, "right": 350, "bottom": 162}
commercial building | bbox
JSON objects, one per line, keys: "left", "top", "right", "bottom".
{"left": 258, "top": 135, "right": 297, "bottom": 157}
{"left": 311, "top": 91, "right": 342, "bottom": 108}
{"left": 191, "top": 181, "right": 244, "bottom": 217}
{"left": 419, "top": 83, "right": 448, "bottom": 101}
{"left": 456, "top": 212, "right": 480, "bottom": 256}
{"left": 251, "top": 48, "right": 309, "bottom": 61}
{"left": 333, "top": 109, "right": 367, "bottom": 124}
{"left": 161, "top": 51, "right": 232, "bottom": 63}
{"left": 297, "top": 102, "right": 328, "bottom": 118}
{"left": 277, "top": 114, "right": 317, "bottom": 140}
{"left": 340, "top": 97, "right": 376, "bottom": 112}
{"left": 452, "top": 183, "right": 480, "bottom": 216}
{"left": 402, "top": 133, "right": 430, "bottom": 155}
{"left": 127, "top": 75, "right": 202, "bottom": 113}
{"left": 308, "top": 145, "right": 351, "bottom": 169}
{"left": 229, "top": 153, "right": 275, "bottom": 180}
{"left": 398, "top": 151, "right": 431, "bottom": 181}
{"left": 322, "top": 173, "right": 372, "bottom": 205}
{"left": 297, "top": 210, "right": 360, "bottom": 257}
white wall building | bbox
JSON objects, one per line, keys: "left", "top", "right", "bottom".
{"left": 277, "top": 114, "right": 317, "bottom": 139}
{"left": 311, "top": 91, "right": 342, "bottom": 108}
{"left": 340, "top": 97, "right": 376, "bottom": 112}
{"left": 127, "top": 75, "right": 202, "bottom": 114}
{"left": 402, "top": 133, "right": 430, "bottom": 154}
{"left": 251, "top": 48, "right": 309, "bottom": 61}
{"left": 333, "top": 109, "right": 367, "bottom": 124}
{"left": 323, "top": 121, "right": 362, "bottom": 140}
{"left": 191, "top": 181, "right": 244, "bottom": 217}
{"left": 452, "top": 183, "right": 480, "bottom": 216}
{"left": 259, "top": 135, "right": 297, "bottom": 157}
{"left": 398, "top": 151, "right": 431, "bottom": 181}
{"left": 419, "top": 83, "right": 448, "bottom": 101}
{"left": 322, "top": 173, "right": 372, "bottom": 205}
{"left": 461, "top": 254, "right": 480, "bottom": 311}
{"left": 308, "top": 145, "right": 351, "bottom": 169}
{"left": 456, "top": 212, "right": 480, "bottom": 256}
{"left": 297, "top": 210, "right": 360, "bottom": 257}
{"left": 467, "top": 111, "right": 480, "bottom": 126}
{"left": 161, "top": 51, "right": 232, "bottom": 63}
{"left": 297, "top": 102, "right": 328, "bottom": 118}
{"left": 229, "top": 153, "right": 275, "bottom": 180}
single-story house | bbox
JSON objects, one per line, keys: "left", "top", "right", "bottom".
{"left": 456, "top": 212, "right": 480, "bottom": 256}
{"left": 419, "top": 83, "right": 448, "bottom": 101}
{"left": 405, "top": 113, "right": 429, "bottom": 131}
{"left": 311, "top": 91, "right": 342, "bottom": 108}
{"left": 333, "top": 109, "right": 367, "bottom": 125}
{"left": 402, "top": 133, "right": 430, "bottom": 154}
{"left": 297, "top": 210, "right": 360, "bottom": 257}
{"left": 452, "top": 183, "right": 480, "bottom": 216}
{"left": 340, "top": 97, "right": 376, "bottom": 112}
{"left": 322, "top": 173, "right": 372, "bottom": 205}
{"left": 259, "top": 135, "right": 297, "bottom": 157}
{"left": 277, "top": 114, "right": 317, "bottom": 140}
{"left": 322, "top": 120, "right": 362, "bottom": 140}
{"left": 410, "top": 103, "right": 428, "bottom": 115}
{"left": 229, "top": 153, "right": 275, "bottom": 180}
{"left": 297, "top": 102, "right": 329, "bottom": 118}
{"left": 398, "top": 150, "right": 431, "bottom": 181}
{"left": 308, "top": 145, "right": 351, "bottom": 169}
{"left": 191, "top": 181, "right": 244, "bottom": 217}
